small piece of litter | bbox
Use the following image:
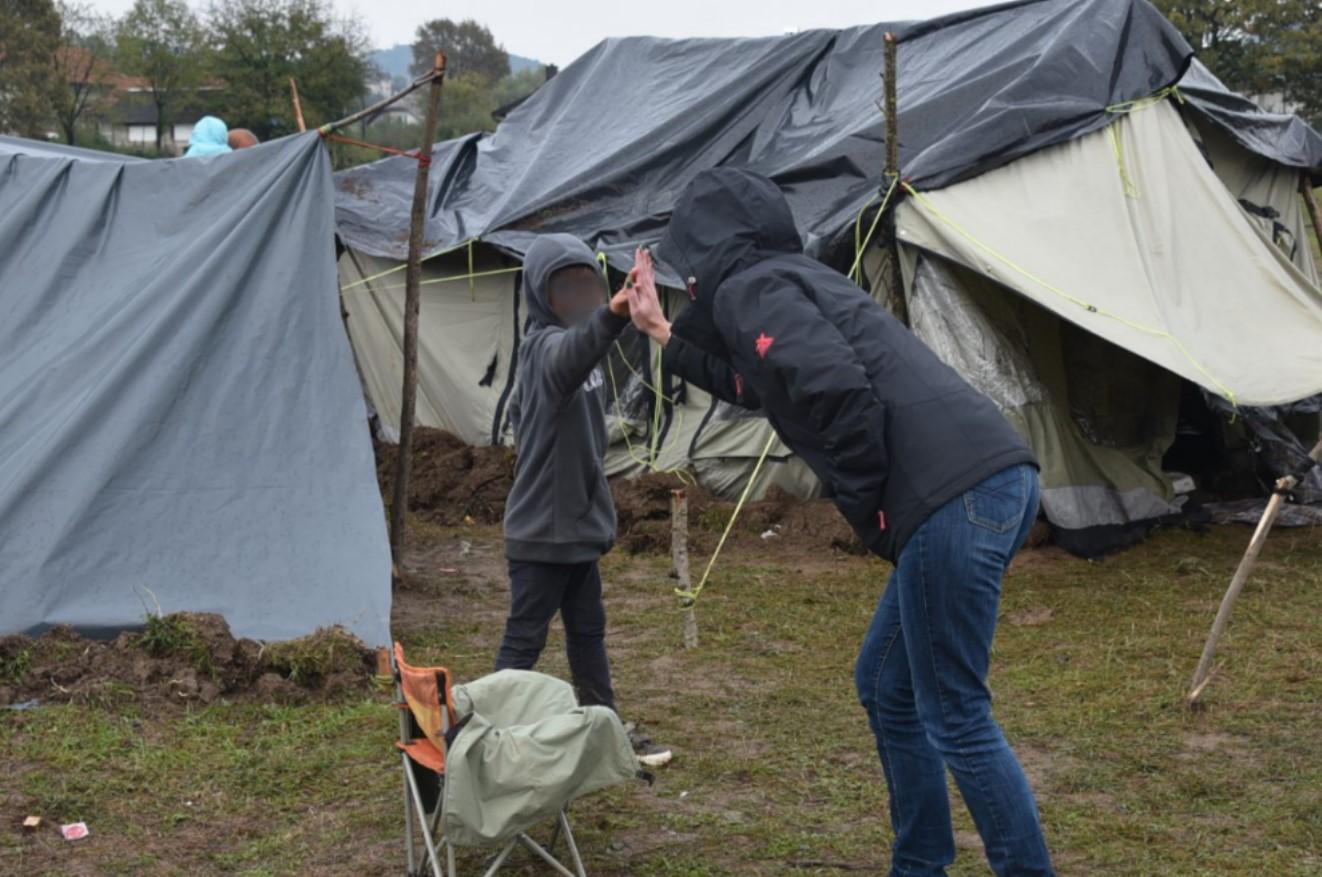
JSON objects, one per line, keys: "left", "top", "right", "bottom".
{"left": 22, "top": 816, "right": 41, "bottom": 832}
{"left": 679, "top": 791, "right": 689, "bottom": 799}
{"left": 60, "top": 822, "right": 89, "bottom": 841}
{"left": 760, "top": 529, "right": 779, "bottom": 541}
{"left": 6, "top": 699, "right": 40, "bottom": 711}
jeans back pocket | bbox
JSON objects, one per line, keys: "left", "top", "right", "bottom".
{"left": 964, "top": 466, "right": 1026, "bottom": 534}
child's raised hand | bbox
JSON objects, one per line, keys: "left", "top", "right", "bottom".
{"left": 609, "top": 268, "right": 637, "bottom": 318}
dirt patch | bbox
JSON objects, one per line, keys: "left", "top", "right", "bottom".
{"left": 377, "top": 433, "right": 867, "bottom": 557}
{"left": 1006, "top": 606, "right": 1056, "bottom": 626}
{"left": 0, "top": 614, "right": 375, "bottom": 710}
{"left": 1179, "top": 731, "right": 1249, "bottom": 758}
{"left": 375, "top": 429, "right": 516, "bottom": 526}
{"left": 611, "top": 475, "right": 866, "bottom": 557}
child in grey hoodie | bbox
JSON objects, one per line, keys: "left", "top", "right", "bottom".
{"left": 496, "top": 234, "right": 671, "bottom": 767}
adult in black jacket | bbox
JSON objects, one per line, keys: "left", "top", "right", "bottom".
{"left": 628, "top": 168, "right": 1054, "bottom": 877}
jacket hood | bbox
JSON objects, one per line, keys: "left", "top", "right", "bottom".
{"left": 185, "top": 117, "right": 232, "bottom": 158}
{"left": 658, "top": 168, "right": 802, "bottom": 310}
{"left": 521, "top": 233, "right": 602, "bottom": 328}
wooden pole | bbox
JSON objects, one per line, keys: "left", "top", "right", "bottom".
{"left": 289, "top": 77, "right": 306, "bottom": 133}
{"left": 388, "top": 52, "right": 446, "bottom": 572}
{"left": 1300, "top": 173, "right": 1322, "bottom": 255}
{"left": 1188, "top": 435, "right": 1322, "bottom": 705}
{"left": 883, "top": 33, "right": 899, "bottom": 187}
{"left": 882, "top": 32, "right": 909, "bottom": 326}
{"left": 319, "top": 65, "right": 445, "bottom": 135}
{"left": 672, "top": 489, "right": 698, "bottom": 649}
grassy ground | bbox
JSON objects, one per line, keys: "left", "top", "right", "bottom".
{"left": 3, "top": 519, "right": 1321, "bottom": 876}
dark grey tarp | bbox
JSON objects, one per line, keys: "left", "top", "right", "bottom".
{"left": 0, "top": 133, "right": 391, "bottom": 645}
{"left": 333, "top": 0, "right": 1322, "bottom": 277}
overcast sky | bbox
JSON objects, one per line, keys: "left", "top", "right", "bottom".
{"left": 82, "top": 0, "right": 988, "bottom": 65}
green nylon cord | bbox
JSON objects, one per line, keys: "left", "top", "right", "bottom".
{"left": 675, "top": 430, "right": 778, "bottom": 608}
{"left": 848, "top": 175, "right": 901, "bottom": 285}
{"left": 351, "top": 266, "right": 522, "bottom": 296}
{"left": 1109, "top": 125, "right": 1141, "bottom": 199}
{"left": 339, "top": 237, "right": 485, "bottom": 292}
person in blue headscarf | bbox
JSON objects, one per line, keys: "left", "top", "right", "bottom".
{"left": 184, "top": 117, "right": 232, "bottom": 157}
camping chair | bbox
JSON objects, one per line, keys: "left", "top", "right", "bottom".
{"left": 390, "top": 642, "right": 589, "bottom": 877}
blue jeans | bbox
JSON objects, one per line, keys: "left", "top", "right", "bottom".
{"left": 855, "top": 464, "right": 1053, "bottom": 877}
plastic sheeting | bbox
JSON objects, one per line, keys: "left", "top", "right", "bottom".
{"left": 1179, "top": 59, "right": 1322, "bottom": 181}
{"left": 0, "top": 133, "right": 391, "bottom": 645}
{"left": 334, "top": 1, "right": 1322, "bottom": 281}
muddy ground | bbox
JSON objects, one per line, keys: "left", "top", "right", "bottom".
{"left": 0, "top": 614, "right": 375, "bottom": 712}
{"left": 378, "top": 427, "right": 870, "bottom": 555}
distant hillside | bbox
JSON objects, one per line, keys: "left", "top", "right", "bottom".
{"left": 369, "top": 44, "right": 543, "bottom": 79}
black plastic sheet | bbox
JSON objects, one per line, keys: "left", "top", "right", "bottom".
{"left": 334, "top": 0, "right": 1322, "bottom": 277}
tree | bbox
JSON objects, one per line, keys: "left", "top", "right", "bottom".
{"left": 410, "top": 18, "right": 509, "bottom": 83}
{"left": 1155, "top": 1, "right": 1322, "bottom": 127}
{"left": 0, "top": 0, "right": 61, "bottom": 137}
{"left": 206, "top": 0, "right": 370, "bottom": 140}
{"left": 52, "top": 2, "right": 116, "bottom": 144}
{"left": 117, "top": 0, "right": 205, "bottom": 151}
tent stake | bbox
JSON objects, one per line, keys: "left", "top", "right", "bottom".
{"left": 1187, "top": 435, "right": 1322, "bottom": 706}
{"left": 672, "top": 489, "right": 698, "bottom": 649}
{"left": 389, "top": 52, "right": 447, "bottom": 573}
{"left": 882, "top": 32, "right": 909, "bottom": 325}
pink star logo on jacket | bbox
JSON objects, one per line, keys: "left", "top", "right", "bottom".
{"left": 755, "top": 332, "right": 775, "bottom": 359}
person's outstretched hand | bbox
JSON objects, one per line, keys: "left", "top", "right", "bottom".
{"left": 628, "top": 247, "right": 671, "bottom": 345}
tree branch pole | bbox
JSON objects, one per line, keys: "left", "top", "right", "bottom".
{"left": 672, "top": 489, "right": 698, "bottom": 649}
{"left": 289, "top": 77, "right": 306, "bottom": 133}
{"left": 319, "top": 63, "right": 445, "bottom": 135}
{"left": 1188, "top": 435, "right": 1322, "bottom": 705}
{"left": 882, "top": 31, "right": 908, "bottom": 325}
{"left": 388, "top": 52, "right": 447, "bottom": 572}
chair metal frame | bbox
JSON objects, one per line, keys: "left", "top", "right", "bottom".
{"left": 391, "top": 643, "right": 589, "bottom": 877}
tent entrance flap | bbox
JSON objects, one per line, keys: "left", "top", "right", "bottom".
{"left": 903, "top": 252, "right": 1181, "bottom": 554}
{"left": 896, "top": 99, "right": 1322, "bottom": 409}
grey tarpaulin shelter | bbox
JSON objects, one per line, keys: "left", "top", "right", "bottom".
{"left": 333, "top": 0, "right": 1322, "bottom": 555}
{"left": 0, "top": 133, "right": 391, "bottom": 645}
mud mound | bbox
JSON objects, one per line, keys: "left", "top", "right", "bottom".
{"left": 0, "top": 614, "right": 376, "bottom": 709}
{"left": 375, "top": 428, "right": 515, "bottom": 525}
{"left": 610, "top": 476, "right": 866, "bottom": 556}
{"left": 612, "top": 474, "right": 728, "bottom": 554}
{"left": 373, "top": 429, "right": 866, "bottom": 555}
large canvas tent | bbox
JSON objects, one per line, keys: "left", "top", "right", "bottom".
{"left": 333, "top": 0, "right": 1322, "bottom": 554}
{"left": 0, "top": 134, "right": 391, "bottom": 645}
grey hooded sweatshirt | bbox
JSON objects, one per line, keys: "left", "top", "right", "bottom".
{"left": 503, "top": 234, "right": 629, "bottom": 563}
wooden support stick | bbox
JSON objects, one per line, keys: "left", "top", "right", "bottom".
{"left": 883, "top": 33, "right": 899, "bottom": 187}
{"left": 881, "top": 32, "right": 909, "bottom": 326}
{"left": 289, "top": 77, "right": 306, "bottom": 133}
{"left": 672, "top": 489, "right": 698, "bottom": 649}
{"left": 1188, "top": 435, "right": 1322, "bottom": 705}
{"left": 1300, "top": 173, "right": 1322, "bottom": 257}
{"left": 388, "top": 52, "right": 446, "bottom": 571}
{"left": 319, "top": 65, "right": 445, "bottom": 135}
